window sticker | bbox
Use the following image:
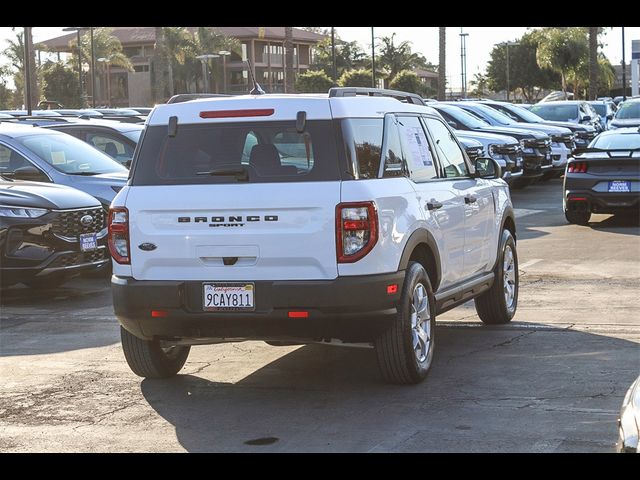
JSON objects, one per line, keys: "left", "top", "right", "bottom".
{"left": 404, "top": 126, "right": 433, "bottom": 168}
{"left": 51, "top": 151, "right": 66, "bottom": 165}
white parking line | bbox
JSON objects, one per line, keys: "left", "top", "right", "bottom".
{"left": 519, "top": 258, "right": 543, "bottom": 269}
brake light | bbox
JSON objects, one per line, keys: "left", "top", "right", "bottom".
{"left": 568, "top": 161, "right": 588, "bottom": 173}
{"left": 199, "top": 109, "right": 274, "bottom": 119}
{"left": 108, "top": 207, "right": 130, "bottom": 264}
{"left": 336, "top": 202, "right": 378, "bottom": 263}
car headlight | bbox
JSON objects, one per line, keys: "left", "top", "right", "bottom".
{"left": 0, "top": 206, "right": 49, "bottom": 218}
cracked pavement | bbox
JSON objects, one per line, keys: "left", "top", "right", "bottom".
{"left": 0, "top": 178, "right": 638, "bottom": 452}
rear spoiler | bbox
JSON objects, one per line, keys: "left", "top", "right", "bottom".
{"left": 573, "top": 147, "right": 640, "bottom": 158}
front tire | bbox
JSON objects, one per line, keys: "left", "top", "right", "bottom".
{"left": 375, "top": 262, "right": 436, "bottom": 384}
{"left": 475, "top": 229, "right": 518, "bottom": 324}
{"left": 120, "top": 326, "right": 190, "bottom": 378}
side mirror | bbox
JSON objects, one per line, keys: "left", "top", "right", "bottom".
{"left": 606, "top": 114, "right": 613, "bottom": 120}
{"left": 474, "top": 157, "right": 502, "bottom": 179}
{"left": 581, "top": 115, "right": 591, "bottom": 122}
{"left": 12, "top": 166, "right": 49, "bottom": 182}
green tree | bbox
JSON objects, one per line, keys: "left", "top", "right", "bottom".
{"left": 162, "top": 27, "right": 199, "bottom": 94}
{"left": 195, "top": 27, "right": 241, "bottom": 93}
{"left": 66, "top": 27, "right": 134, "bottom": 105}
{"left": 485, "top": 32, "right": 559, "bottom": 102}
{"left": 438, "top": 27, "right": 446, "bottom": 100}
{"left": 0, "top": 65, "right": 12, "bottom": 108}
{"left": 378, "top": 33, "right": 432, "bottom": 86}
{"left": 469, "top": 72, "right": 489, "bottom": 98}
{"left": 295, "top": 70, "right": 333, "bottom": 93}
{"left": 389, "top": 69, "right": 433, "bottom": 97}
{"left": 3, "top": 30, "right": 26, "bottom": 107}
{"left": 535, "top": 27, "right": 589, "bottom": 96}
{"left": 40, "top": 61, "right": 81, "bottom": 107}
{"left": 311, "top": 37, "right": 369, "bottom": 79}
{"left": 338, "top": 69, "right": 374, "bottom": 87}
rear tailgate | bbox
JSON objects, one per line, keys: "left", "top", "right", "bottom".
{"left": 127, "top": 183, "right": 341, "bottom": 281}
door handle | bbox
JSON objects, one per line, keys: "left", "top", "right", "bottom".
{"left": 465, "top": 195, "right": 477, "bottom": 204}
{"left": 426, "top": 201, "right": 443, "bottom": 211}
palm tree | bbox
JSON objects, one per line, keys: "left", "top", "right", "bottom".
{"left": 588, "top": 27, "right": 598, "bottom": 100}
{"left": 284, "top": 27, "right": 295, "bottom": 93}
{"left": 438, "top": 27, "right": 446, "bottom": 100}
{"left": 4, "top": 29, "right": 39, "bottom": 108}
{"left": 151, "top": 27, "right": 171, "bottom": 102}
{"left": 378, "top": 33, "right": 428, "bottom": 87}
{"left": 196, "top": 27, "right": 240, "bottom": 93}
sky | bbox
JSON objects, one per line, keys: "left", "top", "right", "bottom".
{"left": 1, "top": 26, "right": 638, "bottom": 92}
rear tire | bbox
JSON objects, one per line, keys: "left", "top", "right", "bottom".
{"left": 375, "top": 262, "right": 436, "bottom": 384}
{"left": 120, "top": 326, "right": 190, "bottom": 378}
{"left": 475, "top": 229, "right": 518, "bottom": 325}
{"left": 565, "top": 209, "right": 591, "bottom": 225}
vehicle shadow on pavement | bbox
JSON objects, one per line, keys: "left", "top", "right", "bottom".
{"left": 139, "top": 324, "right": 639, "bottom": 452}
{"left": 588, "top": 214, "right": 640, "bottom": 235}
{"left": 0, "top": 276, "right": 119, "bottom": 356}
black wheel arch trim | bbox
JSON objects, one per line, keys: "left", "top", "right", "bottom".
{"left": 398, "top": 228, "right": 442, "bottom": 291}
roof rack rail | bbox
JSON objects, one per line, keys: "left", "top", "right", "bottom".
{"left": 328, "top": 87, "right": 426, "bottom": 106}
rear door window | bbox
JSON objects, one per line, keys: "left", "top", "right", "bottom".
{"left": 397, "top": 115, "right": 437, "bottom": 182}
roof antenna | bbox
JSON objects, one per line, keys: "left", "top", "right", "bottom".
{"left": 245, "top": 58, "right": 265, "bottom": 95}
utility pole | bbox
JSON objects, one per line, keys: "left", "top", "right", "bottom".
{"left": 438, "top": 27, "right": 446, "bottom": 100}
{"left": 331, "top": 27, "right": 337, "bottom": 86}
{"left": 622, "top": 27, "right": 627, "bottom": 101}
{"left": 90, "top": 27, "right": 96, "bottom": 108}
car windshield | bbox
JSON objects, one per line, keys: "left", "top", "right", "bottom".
{"left": 590, "top": 104, "right": 607, "bottom": 116}
{"left": 467, "top": 104, "right": 515, "bottom": 126}
{"left": 122, "top": 129, "right": 143, "bottom": 142}
{"left": 436, "top": 105, "right": 490, "bottom": 129}
{"left": 530, "top": 104, "right": 579, "bottom": 122}
{"left": 590, "top": 133, "right": 640, "bottom": 149}
{"left": 615, "top": 102, "right": 640, "bottom": 120}
{"left": 15, "top": 132, "right": 127, "bottom": 175}
{"left": 506, "top": 104, "right": 546, "bottom": 123}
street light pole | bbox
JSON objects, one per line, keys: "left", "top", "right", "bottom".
{"left": 218, "top": 51, "right": 231, "bottom": 94}
{"left": 460, "top": 30, "right": 469, "bottom": 98}
{"left": 90, "top": 27, "right": 96, "bottom": 108}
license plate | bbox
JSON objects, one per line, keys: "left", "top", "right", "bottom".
{"left": 608, "top": 180, "right": 631, "bottom": 193}
{"left": 79, "top": 232, "right": 97, "bottom": 252}
{"left": 203, "top": 283, "right": 255, "bottom": 311}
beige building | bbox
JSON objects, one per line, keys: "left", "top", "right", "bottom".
{"left": 39, "top": 27, "right": 325, "bottom": 107}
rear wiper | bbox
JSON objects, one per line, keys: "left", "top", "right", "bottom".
{"left": 196, "top": 166, "right": 249, "bottom": 181}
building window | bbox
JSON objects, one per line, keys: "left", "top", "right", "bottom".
{"left": 255, "top": 41, "right": 267, "bottom": 63}
{"left": 123, "top": 46, "right": 142, "bottom": 58}
{"left": 133, "top": 65, "right": 149, "bottom": 73}
{"left": 299, "top": 45, "right": 310, "bottom": 65}
{"left": 269, "top": 44, "right": 283, "bottom": 65}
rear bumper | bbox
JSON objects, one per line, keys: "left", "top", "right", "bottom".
{"left": 112, "top": 272, "right": 405, "bottom": 343}
{"left": 565, "top": 178, "right": 640, "bottom": 213}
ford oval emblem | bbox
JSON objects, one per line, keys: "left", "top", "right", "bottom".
{"left": 138, "top": 242, "right": 157, "bottom": 251}
{"left": 80, "top": 214, "right": 93, "bottom": 226}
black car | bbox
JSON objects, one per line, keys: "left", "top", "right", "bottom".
{"left": 0, "top": 177, "right": 109, "bottom": 288}
{"left": 480, "top": 100, "right": 596, "bottom": 150}
{"left": 563, "top": 128, "right": 640, "bottom": 225}
{"left": 530, "top": 101, "right": 604, "bottom": 133}
{"left": 431, "top": 103, "right": 550, "bottom": 185}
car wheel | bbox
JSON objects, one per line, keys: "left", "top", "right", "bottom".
{"left": 120, "top": 326, "right": 190, "bottom": 378}
{"left": 375, "top": 261, "right": 436, "bottom": 384}
{"left": 564, "top": 209, "right": 591, "bottom": 225}
{"left": 475, "top": 229, "right": 518, "bottom": 325}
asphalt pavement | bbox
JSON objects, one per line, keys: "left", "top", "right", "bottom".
{"left": 1, "top": 177, "right": 638, "bottom": 452}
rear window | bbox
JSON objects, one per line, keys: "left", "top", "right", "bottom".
{"left": 530, "top": 104, "right": 579, "bottom": 122}
{"left": 131, "top": 120, "right": 340, "bottom": 185}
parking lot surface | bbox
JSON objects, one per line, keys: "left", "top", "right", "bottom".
{"left": 1, "top": 178, "right": 638, "bottom": 452}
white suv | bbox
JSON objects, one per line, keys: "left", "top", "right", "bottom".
{"left": 109, "top": 88, "right": 519, "bottom": 384}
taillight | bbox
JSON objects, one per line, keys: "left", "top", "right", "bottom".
{"left": 336, "top": 202, "right": 378, "bottom": 263}
{"left": 108, "top": 207, "right": 130, "bottom": 264}
{"left": 567, "top": 161, "right": 588, "bottom": 173}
